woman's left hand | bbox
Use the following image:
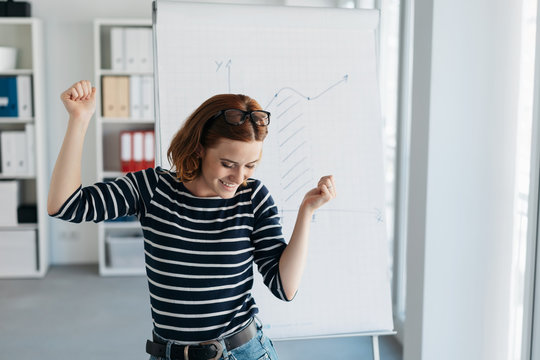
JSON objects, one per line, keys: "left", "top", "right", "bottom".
{"left": 301, "top": 175, "right": 336, "bottom": 213}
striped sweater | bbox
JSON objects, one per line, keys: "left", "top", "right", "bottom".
{"left": 51, "top": 167, "right": 290, "bottom": 342}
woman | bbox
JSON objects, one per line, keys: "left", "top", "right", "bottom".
{"left": 48, "top": 80, "right": 336, "bottom": 360}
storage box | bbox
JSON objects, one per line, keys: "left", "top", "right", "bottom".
{"left": 17, "top": 204, "right": 37, "bottom": 223}
{"left": 0, "top": 1, "right": 31, "bottom": 17}
{"left": 0, "top": 47, "right": 17, "bottom": 70}
{"left": 1, "top": 131, "right": 27, "bottom": 174}
{"left": 106, "top": 236, "right": 145, "bottom": 269}
{"left": 0, "top": 230, "right": 36, "bottom": 276}
{"left": 0, "top": 181, "right": 20, "bottom": 226}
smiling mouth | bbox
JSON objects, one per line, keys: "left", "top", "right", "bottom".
{"left": 219, "top": 179, "right": 237, "bottom": 189}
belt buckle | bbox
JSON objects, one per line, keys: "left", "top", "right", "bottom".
{"left": 184, "top": 340, "right": 223, "bottom": 360}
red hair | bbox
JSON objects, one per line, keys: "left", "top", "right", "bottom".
{"left": 167, "top": 94, "right": 268, "bottom": 182}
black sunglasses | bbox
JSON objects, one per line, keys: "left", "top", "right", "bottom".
{"left": 209, "top": 109, "right": 271, "bottom": 126}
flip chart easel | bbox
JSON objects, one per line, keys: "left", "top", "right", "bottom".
{"left": 152, "top": 1, "right": 396, "bottom": 356}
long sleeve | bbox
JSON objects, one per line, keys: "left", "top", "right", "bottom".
{"left": 250, "top": 181, "right": 290, "bottom": 302}
{"left": 49, "top": 168, "right": 158, "bottom": 223}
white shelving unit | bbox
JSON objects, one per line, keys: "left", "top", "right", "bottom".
{"left": 0, "top": 18, "right": 48, "bottom": 278}
{"left": 94, "top": 18, "right": 154, "bottom": 276}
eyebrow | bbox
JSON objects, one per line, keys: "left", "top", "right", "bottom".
{"left": 220, "top": 158, "right": 259, "bottom": 165}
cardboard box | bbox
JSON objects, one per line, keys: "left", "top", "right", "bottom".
{"left": 0, "top": 230, "right": 37, "bottom": 276}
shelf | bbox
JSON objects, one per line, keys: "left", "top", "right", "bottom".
{"left": 0, "top": 223, "right": 38, "bottom": 231}
{"left": 102, "top": 171, "right": 124, "bottom": 179}
{"left": 0, "top": 117, "right": 34, "bottom": 124}
{"left": 99, "top": 266, "right": 146, "bottom": 277}
{"left": 0, "top": 18, "right": 37, "bottom": 25}
{"left": 95, "top": 19, "right": 154, "bottom": 277}
{"left": 94, "top": 18, "right": 151, "bottom": 27}
{"left": 101, "top": 170, "right": 156, "bottom": 179}
{"left": 0, "top": 270, "right": 40, "bottom": 279}
{"left": 98, "top": 69, "right": 154, "bottom": 76}
{"left": 0, "top": 174, "right": 36, "bottom": 179}
{"left": 99, "top": 117, "right": 154, "bottom": 124}
{"left": 0, "top": 69, "right": 33, "bottom": 76}
{"left": 0, "top": 18, "right": 48, "bottom": 279}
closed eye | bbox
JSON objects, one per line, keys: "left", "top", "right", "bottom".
{"left": 221, "top": 162, "right": 234, "bottom": 169}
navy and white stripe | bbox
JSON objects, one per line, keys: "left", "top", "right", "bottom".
{"left": 51, "top": 167, "right": 289, "bottom": 342}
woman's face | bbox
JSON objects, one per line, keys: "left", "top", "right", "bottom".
{"left": 188, "top": 138, "right": 263, "bottom": 198}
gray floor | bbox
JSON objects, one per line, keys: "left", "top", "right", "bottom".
{"left": 0, "top": 265, "right": 402, "bottom": 360}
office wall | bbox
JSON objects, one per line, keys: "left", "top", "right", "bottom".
{"left": 404, "top": 1, "right": 522, "bottom": 359}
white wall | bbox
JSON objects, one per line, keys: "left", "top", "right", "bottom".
{"left": 404, "top": 1, "right": 522, "bottom": 359}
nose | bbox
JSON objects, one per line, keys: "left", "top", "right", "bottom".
{"left": 229, "top": 166, "right": 244, "bottom": 183}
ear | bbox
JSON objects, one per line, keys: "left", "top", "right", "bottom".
{"left": 196, "top": 144, "right": 205, "bottom": 158}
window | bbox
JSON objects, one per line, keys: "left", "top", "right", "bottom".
{"left": 510, "top": 0, "right": 538, "bottom": 358}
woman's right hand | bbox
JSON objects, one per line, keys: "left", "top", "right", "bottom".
{"left": 60, "top": 80, "right": 96, "bottom": 122}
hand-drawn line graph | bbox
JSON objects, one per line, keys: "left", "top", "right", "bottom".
{"left": 264, "top": 74, "right": 349, "bottom": 108}
{"left": 209, "top": 63, "right": 382, "bottom": 222}
{"left": 263, "top": 74, "right": 349, "bottom": 209}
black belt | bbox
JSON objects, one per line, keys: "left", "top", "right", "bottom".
{"left": 146, "top": 319, "right": 258, "bottom": 360}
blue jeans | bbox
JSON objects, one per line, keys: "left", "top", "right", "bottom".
{"left": 149, "top": 323, "right": 279, "bottom": 360}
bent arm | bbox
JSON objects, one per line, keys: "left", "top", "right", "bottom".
{"left": 47, "top": 81, "right": 96, "bottom": 215}
{"left": 278, "top": 204, "right": 314, "bottom": 301}
{"left": 279, "top": 175, "right": 336, "bottom": 300}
